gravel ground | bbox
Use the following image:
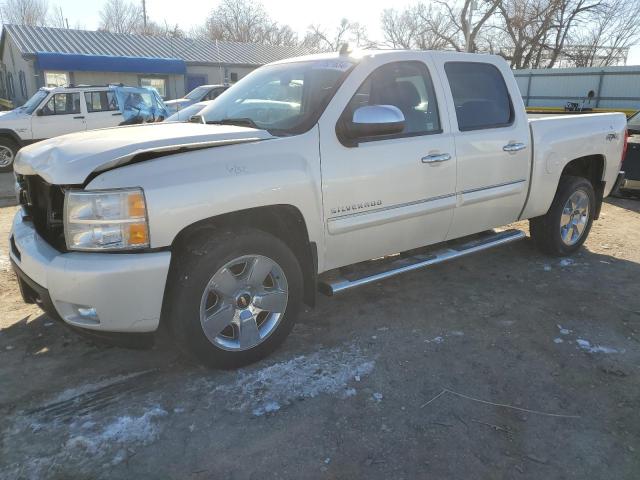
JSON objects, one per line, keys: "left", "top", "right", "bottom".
{"left": 0, "top": 171, "right": 639, "bottom": 479}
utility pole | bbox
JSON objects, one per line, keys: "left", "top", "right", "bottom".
{"left": 142, "top": 0, "right": 148, "bottom": 32}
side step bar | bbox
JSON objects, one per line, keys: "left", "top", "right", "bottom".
{"left": 318, "top": 229, "right": 526, "bottom": 296}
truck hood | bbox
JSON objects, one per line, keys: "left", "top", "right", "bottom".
{"left": 14, "top": 122, "right": 273, "bottom": 185}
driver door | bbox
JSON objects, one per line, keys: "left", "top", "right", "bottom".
{"left": 318, "top": 57, "right": 457, "bottom": 270}
{"left": 32, "top": 92, "right": 87, "bottom": 139}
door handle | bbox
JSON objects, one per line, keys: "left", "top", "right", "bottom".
{"left": 112, "top": 112, "right": 122, "bottom": 116}
{"left": 503, "top": 142, "right": 526, "bottom": 152}
{"left": 422, "top": 153, "right": 452, "bottom": 164}
{"left": 73, "top": 116, "right": 85, "bottom": 119}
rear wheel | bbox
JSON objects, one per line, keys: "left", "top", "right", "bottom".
{"left": 166, "top": 228, "right": 303, "bottom": 368}
{"left": 0, "top": 136, "right": 18, "bottom": 173}
{"left": 530, "top": 176, "right": 595, "bottom": 256}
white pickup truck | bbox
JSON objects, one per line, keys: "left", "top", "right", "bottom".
{"left": 9, "top": 50, "right": 627, "bottom": 367}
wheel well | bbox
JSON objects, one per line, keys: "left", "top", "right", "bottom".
{"left": 560, "top": 155, "right": 605, "bottom": 218}
{"left": 170, "top": 205, "right": 318, "bottom": 307}
{"left": 0, "top": 130, "right": 22, "bottom": 147}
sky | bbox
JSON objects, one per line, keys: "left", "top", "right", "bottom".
{"left": 50, "top": 0, "right": 640, "bottom": 65}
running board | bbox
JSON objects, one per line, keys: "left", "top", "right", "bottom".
{"left": 318, "top": 229, "right": 526, "bottom": 296}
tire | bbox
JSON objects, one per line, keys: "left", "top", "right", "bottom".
{"left": 165, "top": 227, "right": 303, "bottom": 368}
{"left": 0, "top": 136, "right": 18, "bottom": 173}
{"left": 529, "top": 175, "right": 596, "bottom": 256}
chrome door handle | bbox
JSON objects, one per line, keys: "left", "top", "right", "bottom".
{"left": 503, "top": 142, "right": 526, "bottom": 152}
{"left": 422, "top": 153, "right": 451, "bottom": 164}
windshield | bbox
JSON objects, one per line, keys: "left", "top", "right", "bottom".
{"left": 200, "top": 59, "right": 354, "bottom": 135}
{"left": 20, "top": 90, "right": 49, "bottom": 114}
{"left": 628, "top": 111, "right": 640, "bottom": 133}
{"left": 165, "top": 102, "right": 209, "bottom": 122}
{"left": 185, "top": 86, "right": 210, "bottom": 101}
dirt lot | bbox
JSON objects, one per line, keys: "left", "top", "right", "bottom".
{"left": 0, "top": 171, "right": 639, "bottom": 479}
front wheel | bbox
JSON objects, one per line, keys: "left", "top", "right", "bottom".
{"left": 0, "top": 136, "right": 18, "bottom": 173}
{"left": 529, "top": 176, "right": 596, "bottom": 256}
{"left": 165, "top": 228, "right": 303, "bottom": 368}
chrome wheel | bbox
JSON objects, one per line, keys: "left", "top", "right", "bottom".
{"left": 199, "top": 255, "right": 289, "bottom": 351}
{"left": 560, "top": 189, "right": 590, "bottom": 246}
{"left": 0, "top": 145, "right": 13, "bottom": 168}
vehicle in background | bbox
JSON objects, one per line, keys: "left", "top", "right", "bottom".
{"left": 165, "top": 100, "right": 213, "bottom": 123}
{"left": 10, "top": 50, "right": 627, "bottom": 368}
{"left": 0, "top": 84, "right": 168, "bottom": 172}
{"left": 615, "top": 110, "right": 640, "bottom": 196}
{"left": 164, "top": 85, "right": 229, "bottom": 114}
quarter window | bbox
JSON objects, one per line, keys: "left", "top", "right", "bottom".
{"left": 140, "top": 77, "right": 166, "bottom": 98}
{"left": 444, "top": 62, "right": 514, "bottom": 131}
{"left": 343, "top": 61, "right": 441, "bottom": 138}
{"left": 41, "top": 93, "right": 81, "bottom": 115}
{"left": 84, "top": 91, "right": 119, "bottom": 112}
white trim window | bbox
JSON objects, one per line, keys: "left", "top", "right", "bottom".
{"left": 44, "top": 71, "right": 69, "bottom": 88}
{"left": 140, "top": 77, "right": 167, "bottom": 98}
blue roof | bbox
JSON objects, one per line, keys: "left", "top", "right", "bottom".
{"left": 35, "top": 52, "right": 186, "bottom": 74}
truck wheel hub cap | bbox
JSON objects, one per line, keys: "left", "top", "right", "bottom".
{"left": 199, "top": 254, "right": 289, "bottom": 352}
{"left": 0, "top": 146, "right": 13, "bottom": 167}
{"left": 560, "top": 190, "right": 589, "bottom": 246}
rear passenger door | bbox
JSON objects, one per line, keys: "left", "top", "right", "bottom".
{"left": 84, "top": 90, "right": 123, "bottom": 130}
{"left": 438, "top": 60, "right": 530, "bottom": 240}
{"left": 32, "top": 92, "right": 86, "bottom": 139}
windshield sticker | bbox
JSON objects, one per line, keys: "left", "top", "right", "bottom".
{"left": 312, "top": 60, "right": 353, "bottom": 72}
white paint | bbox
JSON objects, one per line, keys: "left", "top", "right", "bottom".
{"left": 212, "top": 345, "right": 375, "bottom": 416}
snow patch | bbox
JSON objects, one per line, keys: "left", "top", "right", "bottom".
{"left": 576, "top": 338, "right": 622, "bottom": 354}
{"left": 554, "top": 337, "right": 564, "bottom": 344}
{"left": 559, "top": 258, "right": 575, "bottom": 267}
{"left": 212, "top": 345, "right": 374, "bottom": 416}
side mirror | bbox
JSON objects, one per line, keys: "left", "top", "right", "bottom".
{"left": 36, "top": 109, "right": 44, "bottom": 116}
{"left": 344, "top": 105, "right": 405, "bottom": 143}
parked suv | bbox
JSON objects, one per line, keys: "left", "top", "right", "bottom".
{"left": 0, "top": 84, "right": 168, "bottom": 172}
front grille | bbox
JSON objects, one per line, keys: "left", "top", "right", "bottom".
{"left": 17, "top": 174, "right": 67, "bottom": 251}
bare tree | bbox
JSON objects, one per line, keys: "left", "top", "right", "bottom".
{"left": 98, "top": 0, "right": 143, "bottom": 35}
{"left": 434, "top": 0, "right": 502, "bottom": 52}
{"left": 198, "top": 0, "right": 298, "bottom": 46}
{"left": 565, "top": 0, "right": 640, "bottom": 66}
{"left": 0, "top": 0, "right": 48, "bottom": 26}
{"left": 381, "top": 4, "right": 456, "bottom": 50}
{"left": 48, "top": 5, "right": 68, "bottom": 28}
{"left": 303, "top": 18, "right": 375, "bottom": 51}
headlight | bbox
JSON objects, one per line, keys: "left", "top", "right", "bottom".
{"left": 64, "top": 188, "right": 150, "bottom": 251}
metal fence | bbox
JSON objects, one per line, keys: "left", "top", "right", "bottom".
{"left": 514, "top": 66, "right": 640, "bottom": 110}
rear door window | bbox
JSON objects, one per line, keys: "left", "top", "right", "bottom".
{"left": 84, "top": 91, "right": 119, "bottom": 112}
{"left": 444, "top": 62, "right": 513, "bottom": 131}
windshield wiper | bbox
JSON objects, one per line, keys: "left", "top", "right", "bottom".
{"left": 207, "top": 117, "right": 259, "bottom": 129}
